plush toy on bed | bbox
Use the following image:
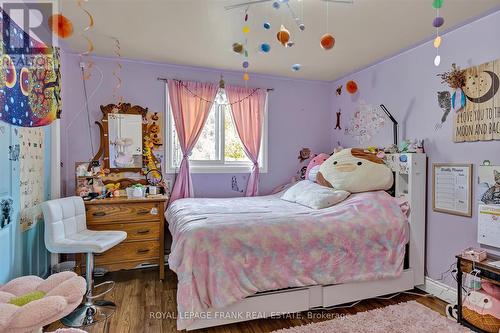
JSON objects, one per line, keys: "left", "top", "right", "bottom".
{"left": 317, "top": 148, "right": 393, "bottom": 193}
{"left": 305, "top": 153, "right": 330, "bottom": 182}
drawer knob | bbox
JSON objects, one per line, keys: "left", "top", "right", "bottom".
{"left": 92, "top": 211, "right": 106, "bottom": 217}
{"left": 137, "top": 209, "right": 150, "bottom": 215}
{"left": 137, "top": 248, "right": 150, "bottom": 254}
{"left": 137, "top": 229, "right": 150, "bottom": 235}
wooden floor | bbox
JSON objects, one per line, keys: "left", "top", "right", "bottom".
{"left": 47, "top": 267, "right": 448, "bottom": 333}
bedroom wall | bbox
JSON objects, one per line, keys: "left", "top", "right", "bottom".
{"left": 330, "top": 10, "right": 500, "bottom": 287}
{"left": 60, "top": 54, "right": 332, "bottom": 197}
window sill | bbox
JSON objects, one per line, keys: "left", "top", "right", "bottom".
{"left": 166, "top": 164, "right": 268, "bottom": 174}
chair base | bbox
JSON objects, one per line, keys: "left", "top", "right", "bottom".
{"left": 61, "top": 300, "right": 116, "bottom": 328}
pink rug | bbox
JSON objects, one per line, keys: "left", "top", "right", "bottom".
{"left": 273, "top": 301, "right": 473, "bottom": 333}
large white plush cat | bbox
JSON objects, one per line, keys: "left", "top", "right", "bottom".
{"left": 317, "top": 148, "right": 393, "bottom": 193}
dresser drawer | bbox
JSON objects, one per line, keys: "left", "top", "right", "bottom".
{"left": 92, "top": 259, "right": 160, "bottom": 272}
{"left": 95, "top": 241, "right": 159, "bottom": 264}
{"left": 86, "top": 202, "right": 160, "bottom": 223}
{"left": 89, "top": 222, "right": 159, "bottom": 241}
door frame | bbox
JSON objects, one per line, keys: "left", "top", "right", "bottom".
{"left": 49, "top": 120, "right": 61, "bottom": 266}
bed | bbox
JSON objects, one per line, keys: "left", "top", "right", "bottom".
{"left": 166, "top": 153, "right": 426, "bottom": 331}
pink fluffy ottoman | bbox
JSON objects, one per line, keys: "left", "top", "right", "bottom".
{"left": 0, "top": 271, "right": 86, "bottom": 333}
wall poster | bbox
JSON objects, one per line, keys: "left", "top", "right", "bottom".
{"left": 453, "top": 58, "right": 500, "bottom": 142}
{"left": 478, "top": 164, "right": 500, "bottom": 205}
{"left": 19, "top": 128, "right": 45, "bottom": 232}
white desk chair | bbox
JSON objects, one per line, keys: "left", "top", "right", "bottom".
{"left": 42, "top": 196, "right": 127, "bottom": 328}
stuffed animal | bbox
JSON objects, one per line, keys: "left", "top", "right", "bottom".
{"left": 305, "top": 153, "right": 330, "bottom": 181}
{"left": 462, "top": 288, "right": 500, "bottom": 333}
{"left": 317, "top": 148, "right": 393, "bottom": 193}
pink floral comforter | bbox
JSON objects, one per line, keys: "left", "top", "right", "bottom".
{"left": 166, "top": 190, "right": 408, "bottom": 329}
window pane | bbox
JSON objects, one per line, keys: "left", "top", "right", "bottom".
{"left": 224, "top": 107, "right": 249, "bottom": 162}
{"left": 170, "top": 115, "right": 182, "bottom": 168}
{"left": 191, "top": 107, "right": 218, "bottom": 161}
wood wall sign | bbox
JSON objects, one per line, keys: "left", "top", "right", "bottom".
{"left": 453, "top": 58, "right": 500, "bottom": 142}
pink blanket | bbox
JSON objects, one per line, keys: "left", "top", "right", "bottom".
{"left": 166, "top": 191, "right": 408, "bottom": 329}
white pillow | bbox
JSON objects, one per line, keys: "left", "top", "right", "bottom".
{"left": 281, "top": 180, "right": 350, "bottom": 209}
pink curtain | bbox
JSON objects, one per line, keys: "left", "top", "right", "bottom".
{"left": 225, "top": 86, "right": 267, "bottom": 196}
{"left": 168, "top": 80, "right": 217, "bottom": 202}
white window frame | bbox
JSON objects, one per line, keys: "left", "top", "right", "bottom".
{"left": 164, "top": 86, "right": 268, "bottom": 174}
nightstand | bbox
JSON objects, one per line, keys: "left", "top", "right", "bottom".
{"left": 77, "top": 195, "right": 169, "bottom": 280}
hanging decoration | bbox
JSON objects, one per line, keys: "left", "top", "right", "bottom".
{"left": 346, "top": 80, "right": 358, "bottom": 94}
{"left": 174, "top": 79, "right": 263, "bottom": 105}
{"left": 432, "top": 0, "right": 444, "bottom": 67}
{"left": 260, "top": 43, "right": 271, "bottom": 53}
{"left": 283, "top": 0, "right": 305, "bottom": 31}
{"left": 111, "top": 37, "right": 123, "bottom": 104}
{"left": 48, "top": 14, "right": 74, "bottom": 39}
{"left": 345, "top": 102, "right": 385, "bottom": 145}
{"left": 77, "top": 0, "right": 95, "bottom": 80}
{"left": 225, "top": 0, "right": 351, "bottom": 74}
{"left": 232, "top": 42, "right": 244, "bottom": 54}
{"left": 336, "top": 85, "right": 343, "bottom": 95}
{"left": 437, "top": 63, "right": 466, "bottom": 112}
{"left": 276, "top": 24, "right": 290, "bottom": 46}
{"left": 320, "top": 33, "right": 335, "bottom": 50}
{"left": 335, "top": 109, "right": 342, "bottom": 130}
{"left": 0, "top": 8, "right": 61, "bottom": 127}
{"left": 321, "top": 1, "right": 335, "bottom": 51}
{"left": 242, "top": 7, "right": 250, "bottom": 82}
{"left": 435, "top": 91, "right": 451, "bottom": 130}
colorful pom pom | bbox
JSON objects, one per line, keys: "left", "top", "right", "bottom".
{"left": 320, "top": 33, "right": 335, "bottom": 50}
{"left": 346, "top": 80, "right": 358, "bottom": 94}
{"left": 433, "top": 17, "right": 444, "bottom": 28}
{"left": 433, "top": 36, "right": 442, "bottom": 48}
{"left": 432, "top": 0, "right": 444, "bottom": 9}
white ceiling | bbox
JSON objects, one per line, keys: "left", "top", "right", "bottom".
{"left": 59, "top": 0, "right": 500, "bottom": 81}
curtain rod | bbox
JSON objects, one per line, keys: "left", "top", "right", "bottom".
{"left": 157, "top": 77, "right": 274, "bottom": 92}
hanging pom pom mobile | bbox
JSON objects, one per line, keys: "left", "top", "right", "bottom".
{"left": 242, "top": 7, "right": 250, "bottom": 82}
{"left": 432, "top": 0, "right": 444, "bottom": 67}
{"left": 48, "top": 14, "right": 74, "bottom": 39}
{"left": 320, "top": 1, "right": 336, "bottom": 51}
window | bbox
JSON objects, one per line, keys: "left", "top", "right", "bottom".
{"left": 165, "top": 87, "right": 268, "bottom": 173}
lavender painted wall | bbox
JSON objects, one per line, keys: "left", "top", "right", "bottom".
{"left": 331, "top": 10, "right": 500, "bottom": 286}
{"left": 60, "top": 54, "right": 332, "bottom": 197}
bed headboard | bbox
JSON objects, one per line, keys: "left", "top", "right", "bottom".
{"left": 385, "top": 153, "right": 427, "bottom": 285}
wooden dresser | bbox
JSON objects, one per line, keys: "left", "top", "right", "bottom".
{"left": 78, "top": 196, "right": 168, "bottom": 280}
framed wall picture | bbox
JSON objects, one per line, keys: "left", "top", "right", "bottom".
{"left": 432, "top": 163, "right": 473, "bottom": 217}
{"left": 478, "top": 164, "right": 500, "bottom": 205}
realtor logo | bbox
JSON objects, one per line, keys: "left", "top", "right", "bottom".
{"left": 1, "top": 1, "right": 55, "bottom": 54}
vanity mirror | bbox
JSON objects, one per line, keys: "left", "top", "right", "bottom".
{"left": 91, "top": 103, "right": 148, "bottom": 173}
